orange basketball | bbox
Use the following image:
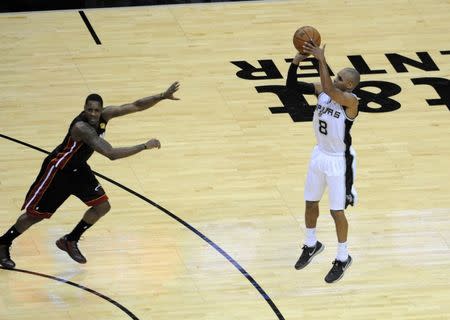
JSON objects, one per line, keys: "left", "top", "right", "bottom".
{"left": 293, "top": 26, "right": 321, "bottom": 55}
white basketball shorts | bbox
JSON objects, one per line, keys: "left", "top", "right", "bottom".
{"left": 304, "top": 145, "right": 357, "bottom": 210}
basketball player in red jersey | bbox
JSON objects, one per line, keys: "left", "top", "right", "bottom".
{"left": 287, "top": 41, "right": 360, "bottom": 283}
{"left": 0, "top": 81, "right": 180, "bottom": 269}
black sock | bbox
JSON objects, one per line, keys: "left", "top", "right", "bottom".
{"left": 66, "top": 220, "right": 92, "bottom": 241}
{"left": 0, "top": 226, "right": 21, "bottom": 245}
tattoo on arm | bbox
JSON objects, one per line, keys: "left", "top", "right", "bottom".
{"left": 72, "top": 122, "right": 146, "bottom": 160}
{"left": 102, "top": 93, "right": 164, "bottom": 121}
{"left": 72, "top": 122, "right": 113, "bottom": 156}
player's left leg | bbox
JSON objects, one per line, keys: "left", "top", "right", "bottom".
{"left": 56, "top": 201, "right": 110, "bottom": 264}
{"left": 56, "top": 166, "right": 110, "bottom": 264}
{"left": 324, "top": 174, "right": 353, "bottom": 283}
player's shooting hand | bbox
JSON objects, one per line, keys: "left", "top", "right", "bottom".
{"left": 162, "top": 81, "right": 180, "bottom": 100}
{"left": 303, "top": 42, "right": 326, "bottom": 61}
{"left": 145, "top": 139, "right": 161, "bottom": 150}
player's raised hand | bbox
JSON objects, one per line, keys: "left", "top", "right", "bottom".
{"left": 303, "top": 42, "right": 326, "bottom": 61}
{"left": 293, "top": 52, "right": 309, "bottom": 64}
{"left": 162, "top": 81, "right": 180, "bottom": 100}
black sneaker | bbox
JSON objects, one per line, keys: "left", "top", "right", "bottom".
{"left": 56, "top": 236, "right": 87, "bottom": 264}
{"left": 0, "top": 243, "right": 16, "bottom": 269}
{"left": 294, "top": 241, "right": 324, "bottom": 270}
{"left": 325, "top": 255, "right": 352, "bottom": 283}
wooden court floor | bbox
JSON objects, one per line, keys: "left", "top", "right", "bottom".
{"left": 0, "top": 0, "right": 449, "bottom": 319}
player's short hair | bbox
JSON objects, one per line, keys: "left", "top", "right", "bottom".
{"left": 343, "top": 68, "right": 360, "bottom": 90}
{"left": 85, "top": 93, "right": 103, "bottom": 107}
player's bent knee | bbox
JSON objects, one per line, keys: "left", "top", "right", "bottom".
{"left": 24, "top": 211, "right": 46, "bottom": 222}
{"left": 93, "top": 201, "right": 111, "bottom": 216}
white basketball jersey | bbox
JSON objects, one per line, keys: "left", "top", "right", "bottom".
{"left": 313, "top": 92, "right": 356, "bottom": 155}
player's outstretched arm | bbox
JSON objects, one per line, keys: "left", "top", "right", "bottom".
{"left": 71, "top": 122, "right": 161, "bottom": 160}
{"left": 102, "top": 81, "right": 180, "bottom": 121}
{"left": 302, "top": 43, "right": 357, "bottom": 109}
{"left": 286, "top": 52, "right": 322, "bottom": 95}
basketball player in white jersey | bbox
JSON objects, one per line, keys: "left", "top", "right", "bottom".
{"left": 286, "top": 41, "right": 360, "bottom": 283}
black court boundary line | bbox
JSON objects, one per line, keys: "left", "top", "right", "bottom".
{"left": 0, "top": 267, "right": 139, "bottom": 320}
{"left": 0, "top": 133, "right": 285, "bottom": 320}
{"left": 79, "top": 10, "right": 102, "bottom": 45}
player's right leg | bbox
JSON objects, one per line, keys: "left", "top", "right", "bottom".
{"left": 0, "top": 213, "right": 44, "bottom": 269}
{"left": 1, "top": 162, "right": 69, "bottom": 269}
{"left": 295, "top": 201, "right": 325, "bottom": 270}
{"left": 295, "top": 149, "right": 326, "bottom": 270}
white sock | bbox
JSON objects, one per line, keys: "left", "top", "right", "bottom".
{"left": 336, "top": 242, "right": 349, "bottom": 262}
{"left": 304, "top": 228, "right": 317, "bottom": 247}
